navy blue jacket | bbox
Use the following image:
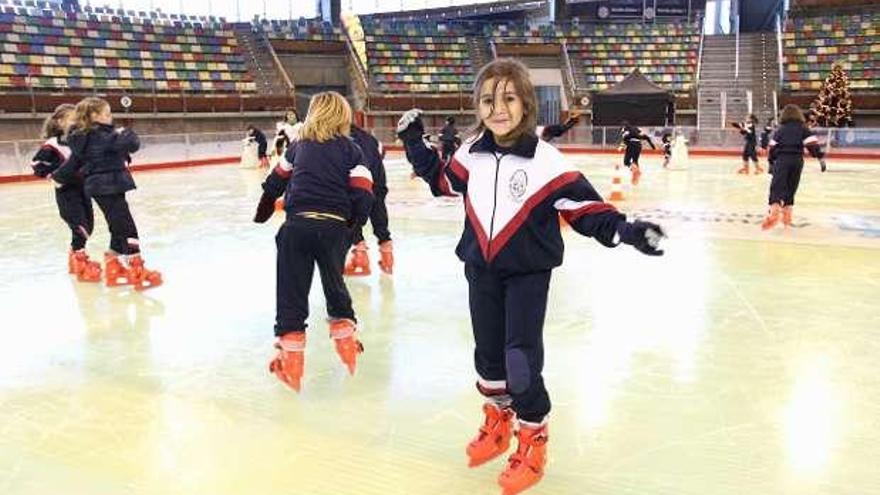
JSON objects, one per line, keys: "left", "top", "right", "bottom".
{"left": 402, "top": 130, "right": 627, "bottom": 273}
{"left": 621, "top": 126, "right": 654, "bottom": 150}
{"left": 263, "top": 135, "right": 374, "bottom": 226}
{"left": 769, "top": 122, "right": 824, "bottom": 166}
{"left": 350, "top": 125, "right": 387, "bottom": 196}
{"left": 739, "top": 122, "right": 758, "bottom": 148}
{"left": 54, "top": 123, "right": 140, "bottom": 197}
{"left": 250, "top": 128, "right": 268, "bottom": 158}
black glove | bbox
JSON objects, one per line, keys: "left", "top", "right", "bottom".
{"left": 396, "top": 109, "right": 425, "bottom": 142}
{"left": 616, "top": 220, "right": 666, "bottom": 256}
{"left": 262, "top": 171, "right": 287, "bottom": 198}
{"left": 253, "top": 191, "right": 277, "bottom": 223}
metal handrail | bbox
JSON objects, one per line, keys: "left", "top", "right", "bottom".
{"left": 734, "top": 10, "right": 740, "bottom": 80}
{"left": 776, "top": 13, "right": 784, "bottom": 87}
{"left": 696, "top": 27, "right": 705, "bottom": 88}
{"left": 261, "top": 28, "right": 295, "bottom": 95}
{"left": 560, "top": 40, "right": 578, "bottom": 95}
{"left": 343, "top": 29, "right": 371, "bottom": 93}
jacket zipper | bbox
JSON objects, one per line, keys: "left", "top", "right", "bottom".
{"left": 486, "top": 152, "right": 503, "bottom": 259}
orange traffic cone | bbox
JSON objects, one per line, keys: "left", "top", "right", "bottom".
{"left": 608, "top": 166, "right": 625, "bottom": 202}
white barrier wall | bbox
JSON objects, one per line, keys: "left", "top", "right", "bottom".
{"left": 0, "top": 132, "right": 243, "bottom": 178}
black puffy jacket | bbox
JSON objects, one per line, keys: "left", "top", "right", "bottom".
{"left": 56, "top": 123, "right": 140, "bottom": 196}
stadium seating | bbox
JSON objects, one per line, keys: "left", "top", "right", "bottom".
{"left": 488, "top": 21, "right": 700, "bottom": 93}
{"left": 783, "top": 11, "right": 878, "bottom": 91}
{"left": 0, "top": 5, "right": 255, "bottom": 92}
{"left": 261, "top": 18, "right": 345, "bottom": 43}
{"left": 363, "top": 20, "right": 474, "bottom": 94}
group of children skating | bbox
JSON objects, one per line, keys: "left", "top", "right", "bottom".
{"left": 31, "top": 57, "right": 829, "bottom": 495}
{"left": 246, "top": 59, "right": 665, "bottom": 495}
{"left": 730, "top": 111, "right": 828, "bottom": 229}
{"left": 33, "top": 97, "right": 161, "bottom": 291}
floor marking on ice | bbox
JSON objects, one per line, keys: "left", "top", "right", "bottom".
{"left": 833, "top": 215, "right": 880, "bottom": 238}
{"left": 630, "top": 208, "right": 810, "bottom": 228}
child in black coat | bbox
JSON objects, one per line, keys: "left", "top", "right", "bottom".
{"left": 53, "top": 97, "right": 161, "bottom": 290}
{"left": 31, "top": 103, "right": 101, "bottom": 282}
{"left": 762, "top": 105, "right": 827, "bottom": 230}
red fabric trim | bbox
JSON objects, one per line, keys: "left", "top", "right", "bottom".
{"left": 560, "top": 202, "right": 618, "bottom": 223}
{"left": 435, "top": 150, "right": 454, "bottom": 197}
{"left": 349, "top": 176, "right": 374, "bottom": 192}
{"left": 476, "top": 382, "right": 508, "bottom": 397}
{"left": 41, "top": 143, "right": 66, "bottom": 163}
{"left": 464, "top": 196, "right": 490, "bottom": 261}
{"left": 273, "top": 164, "right": 291, "bottom": 179}
{"left": 487, "top": 171, "right": 581, "bottom": 263}
{"left": 448, "top": 156, "right": 468, "bottom": 181}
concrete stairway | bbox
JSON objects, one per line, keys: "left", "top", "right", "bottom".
{"left": 698, "top": 33, "right": 779, "bottom": 128}
{"left": 233, "top": 24, "right": 289, "bottom": 95}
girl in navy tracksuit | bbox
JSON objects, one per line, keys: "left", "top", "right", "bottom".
{"left": 53, "top": 97, "right": 161, "bottom": 290}
{"left": 254, "top": 91, "right": 374, "bottom": 393}
{"left": 734, "top": 114, "right": 764, "bottom": 174}
{"left": 761, "top": 104, "right": 826, "bottom": 230}
{"left": 344, "top": 124, "right": 393, "bottom": 276}
{"left": 31, "top": 103, "right": 101, "bottom": 282}
{"left": 397, "top": 59, "right": 666, "bottom": 495}
{"left": 246, "top": 125, "right": 269, "bottom": 168}
{"left": 618, "top": 122, "right": 655, "bottom": 185}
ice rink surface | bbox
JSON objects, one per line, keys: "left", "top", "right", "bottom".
{"left": 1, "top": 152, "right": 878, "bottom": 495}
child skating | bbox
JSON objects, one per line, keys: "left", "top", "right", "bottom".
{"left": 762, "top": 105, "right": 827, "bottom": 230}
{"left": 53, "top": 97, "right": 161, "bottom": 290}
{"left": 618, "top": 122, "right": 655, "bottom": 185}
{"left": 31, "top": 103, "right": 101, "bottom": 282}
{"left": 397, "top": 59, "right": 666, "bottom": 495}
{"left": 733, "top": 114, "right": 764, "bottom": 174}
{"left": 253, "top": 92, "right": 374, "bottom": 392}
{"left": 343, "top": 124, "right": 394, "bottom": 276}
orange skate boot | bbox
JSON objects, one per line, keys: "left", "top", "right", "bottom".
{"left": 104, "top": 252, "right": 130, "bottom": 287}
{"left": 630, "top": 164, "right": 642, "bottom": 185}
{"left": 761, "top": 203, "right": 782, "bottom": 231}
{"left": 343, "top": 241, "right": 370, "bottom": 276}
{"left": 377, "top": 240, "right": 394, "bottom": 275}
{"left": 126, "top": 254, "right": 163, "bottom": 291}
{"left": 329, "top": 318, "right": 363, "bottom": 375}
{"left": 467, "top": 402, "right": 514, "bottom": 468}
{"left": 269, "top": 331, "right": 306, "bottom": 392}
{"left": 782, "top": 205, "right": 793, "bottom": 228}
{"left": 497, "top": 422, "right": 549, "bottom": 495}
{"left": 68, "top": 249, "right": 77, "bottom": 274}
{"left": 72, "top": 251, "right": 102, "bottom": 282}
{"left": 737, "top": 163, "right": 750, "bottom": 174}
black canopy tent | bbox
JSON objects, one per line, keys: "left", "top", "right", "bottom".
{"left": 591, "top": 69, "right": 675, "bottom": 126}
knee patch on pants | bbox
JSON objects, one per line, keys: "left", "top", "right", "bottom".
{"left": 505, "top": 348, "right": 531, "bottom": 395}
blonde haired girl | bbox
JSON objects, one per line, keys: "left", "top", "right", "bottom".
{"left": 53, "top": 97, "right": 161, "bottom": 290}
{"left": 254, "top": 91, "right": 374, "bottom": 392}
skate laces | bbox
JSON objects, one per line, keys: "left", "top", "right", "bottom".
{"left": 478, "top": 404, "right": 508, "bottom": 437}
{"left": 507, "top": 428, "right": 547, "bottom": 470}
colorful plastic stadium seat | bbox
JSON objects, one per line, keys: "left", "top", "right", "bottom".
{"left": 489, "top": 20, "right": 700, "bottom": 92}
{"left": 0, "top": 6, "right": 252, "bottom": 92}
{"left": 783, "top": 12, "right": 879, "bottom": 91}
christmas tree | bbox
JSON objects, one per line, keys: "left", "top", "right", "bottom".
{"left": 808, "top": 64, "right": 854, "bottom": 127}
